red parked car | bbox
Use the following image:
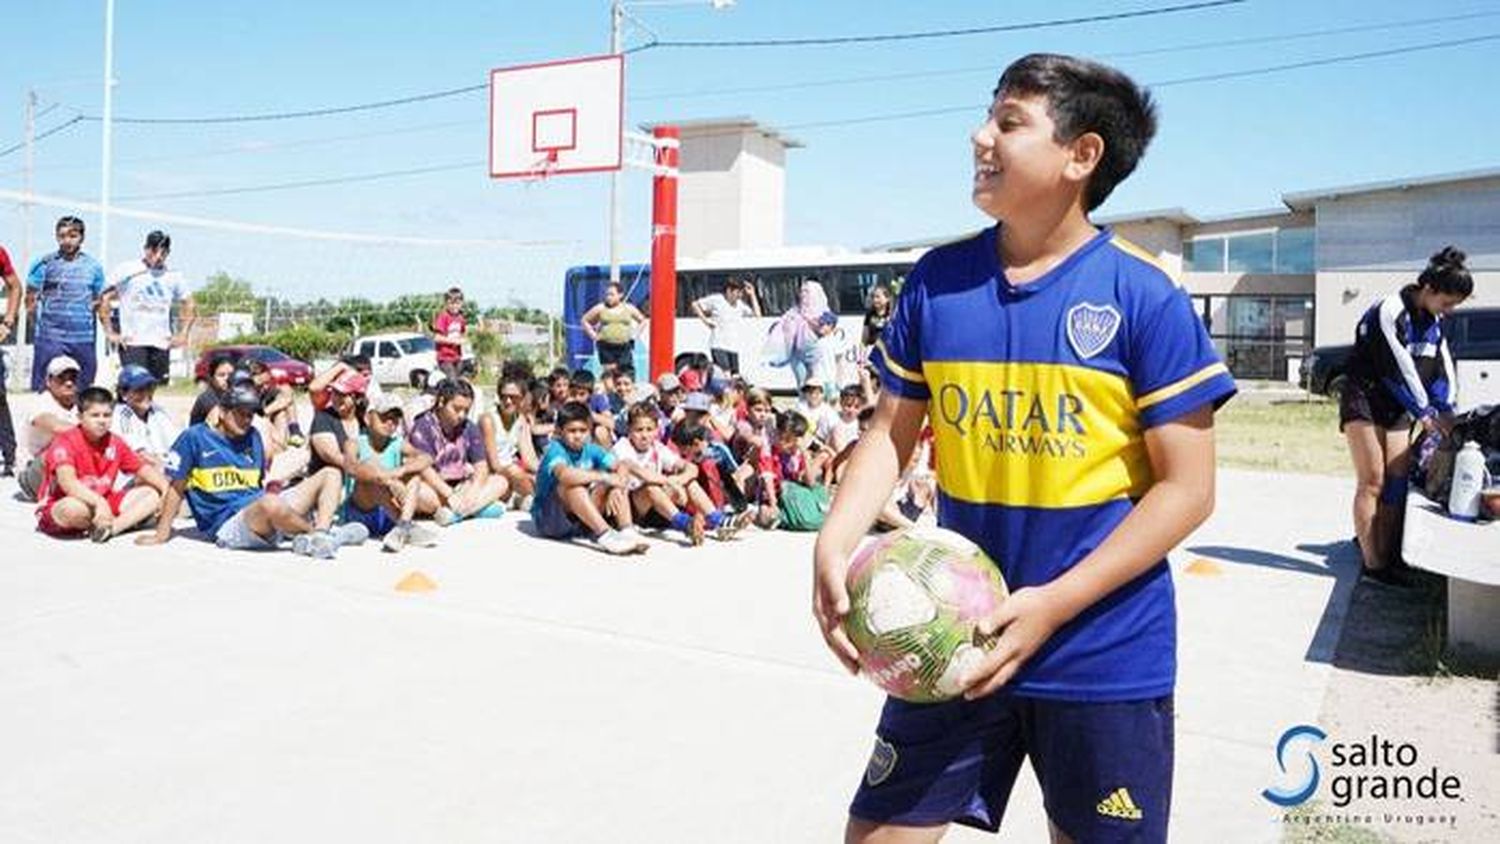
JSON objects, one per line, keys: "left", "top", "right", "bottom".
{"left": 194, "top": 345, "right": 313, "bottom": 388}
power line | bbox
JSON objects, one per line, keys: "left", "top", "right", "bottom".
{"left": 82, "top": 82, "right": 486, "bottom": 126}
{"left": 113, "top": 160, "right": 487, "bottom": 202}
{"left": 62, "top": 2, "right": 1241, "bottom": 127}
{"left": 640, "top": 0, "right": 1245, "bottom": 49}
{"left": 777, "top": 31, "right": 1500, "bottom": 131}
{"left": 631, "top": 9, "right": 1500, "bottom": 102}
{"left": 0, "top": 115, "right": 85, "bottom": 158}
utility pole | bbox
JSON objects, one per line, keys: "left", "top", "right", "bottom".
{"left": 608, "top": 1, "right": 624, "bottom": 287}
{"left": 99, "top": 0, "right": 116, "bottom": 271}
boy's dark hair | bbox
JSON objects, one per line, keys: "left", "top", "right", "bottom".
{"left": 209, "top": 353, "right": 236, "bottom": 374}
{"left": 776, "top": 410, "right": 809, "bottom": 439}
{"left": 528, "top": 379, "right": 550, "bottom": 407}
{"left": 839, "top": 384, "right": 865, "bottom": 403}
{"left": 55, "top": 215, "right": 85, "bottom": 234}
{"left": 144, "top": 230, "right": 171, "bottom": 251}
{"left": 570, "top": 369, "right": 596, "bottom": 391}
{"left": 446, "top": 286, "right": 464, "bottom": 299}
{"left": 1416, "top": 246, "right": 1473, "bottom": 298}
{"left": 557, "top": 400, "right": 592, "bottom": 428}
{"left": 434, "top": 378, "right": 474, "bottom": 405}
{"left": 497, "top": 374, "right": 528, "bottom": 395}
{"left": 995, "top": 53, "right": 1157, "bottom": 211}
{"left": 549, "top": 367, "right": 571, "bottom": 383}
{"left": 615, "top": 365, "right": 635, "bottom": 382}
{"left": 501, "top": 360, "right": 534, "bottom": 382}
{"left": 857, "top": 407, "right": 876, "bottom": 423}
{"left": 671, "top": 422, "right": 708, "bottom": 448}
{"left": 78, "top": 386, "right": 114, "bottom": 412}
{"left": 341, "top": 353, "right": 371, "bottom": 370}
{"left": 626, "top": 402, "right": 659, "bottom": 428}
{"left": 799, "top": 381, "right": 824, "bottom": 395}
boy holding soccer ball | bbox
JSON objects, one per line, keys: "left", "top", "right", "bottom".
{"left": 813, "top": 54, "right": 1236, "bottom": 843}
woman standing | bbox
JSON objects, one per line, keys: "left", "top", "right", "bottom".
{"left": 583, "top": 282, "right": 646, "bottom": 372}
{"left": 1341, "top": 246, "right": 1472, "bottom": 586}
{"left": 861, "top": 284, "right": 893, "bottom": 354}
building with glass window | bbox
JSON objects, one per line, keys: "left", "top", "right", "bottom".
{"left": 874, "top": 166, "right": 1499, "bottom": 381}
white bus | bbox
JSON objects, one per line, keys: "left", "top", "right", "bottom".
{"left": 563, "top": 246, "right": 925, "bottom": 391}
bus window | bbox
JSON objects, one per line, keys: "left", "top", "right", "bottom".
{"left": 754, "top": 269, "right": 811, "bottom": 315}
{"left": 835, "top": 269, "right": 886, "bottom": 314}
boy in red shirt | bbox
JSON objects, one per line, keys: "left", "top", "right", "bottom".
{"left": 37, "top": 386, "right": 169, "bottom": 541}
{"left": 432, "top": 286, "right": 468, "bottom": 379}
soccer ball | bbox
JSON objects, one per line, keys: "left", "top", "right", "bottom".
{"left": 842, "top": 526, "right": 1009, "bottom": 703}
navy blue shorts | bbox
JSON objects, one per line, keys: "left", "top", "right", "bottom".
{"left": 535, "top": 489, "right": 584, "bottom": 539}
{"left": 341, "top": 501, "right": 397, "bottom": 538}
{"left": 851, "top": 693, "right": 1173, "bottom": 842}
{"left": 31, "top": 337, "right": 97, "bottom": 392}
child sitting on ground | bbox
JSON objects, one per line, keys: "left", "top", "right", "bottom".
{"left": 530, "top": 401, "right": 650, "bottom": 556}
{"left": 612, "top": 405, "right": 713, "bottom": 544}
{"left": 37, "top": 386, "right": 169, "bottom": 542}
{"left": 341, "top": 394, "right": 440, "bottom": 553}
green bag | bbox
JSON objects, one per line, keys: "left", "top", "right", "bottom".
{"left": 779, "top": 481, "right": 831, "bottom": 531}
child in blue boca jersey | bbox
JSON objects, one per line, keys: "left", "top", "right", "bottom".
{"left": 813, "top": 54, "right": 1236, "bottom": 844}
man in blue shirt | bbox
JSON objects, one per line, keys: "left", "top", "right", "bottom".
{"left": 136, "top": 385, "right": 364, "bottom": 559}
{"left": 25, "top": 216, "right": 106, "bottom": 391}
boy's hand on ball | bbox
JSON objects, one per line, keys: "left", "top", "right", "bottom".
{"left": 960, "top": 586, "right": 1068, "bottom": 700}
{"left": 812, "top": 544, "right": 861, "bottom": 674}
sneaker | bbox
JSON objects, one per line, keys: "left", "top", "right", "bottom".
{"left": 595, "top": 529, "right": 649, "bottom": 556}
{"left": 433, "top": 506, "right": 460, "bottom": 527}
{"left": 686, "top": 512, "right": 706, "bottom": 547}
{"left": 381, "top": 524, "right": 409, "bottom": 553}
{"left": 293, "top": 530, "right": 339, "bottom": 560}
{"left": 404, "top": 522, "right": 440, "bottom": 548}
{"left": 90, "top": 522, "right": 113, "bottom": 544}
{"left": 1360, "top": 565, "right": 1413, "bottom": 589}
{"left": 286, "top": 433, "right": 307, "bottom": 448}
{"left": 714, "top": 509, "right": 754, "bottom": 541}
{"left": 516, "top": 494, "right": 534, "bottom": 513}
{"left": 332, "top": 522, "right": 370, "bottom": 547}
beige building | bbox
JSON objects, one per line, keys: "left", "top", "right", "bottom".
{"left": 663, "top": 117, "right": 802, "bottom": 260}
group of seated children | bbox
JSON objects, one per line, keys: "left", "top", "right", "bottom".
{"left": 23, "top": 348, "right": 935, "bottom": 558}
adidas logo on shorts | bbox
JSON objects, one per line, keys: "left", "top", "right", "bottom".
{"left": 1096, "top": 787, "right": 1143, "bottom": 821}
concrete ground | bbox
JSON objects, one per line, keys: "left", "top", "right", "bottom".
{"left": 2, "top": 385, "right": 1479, "bottom": 844}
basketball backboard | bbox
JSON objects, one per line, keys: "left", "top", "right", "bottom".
{"left": 489, "top": 54, "right": 623, "bottom": 179}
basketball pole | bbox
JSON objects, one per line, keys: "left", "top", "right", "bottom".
{"left": 648, "top": 126, "right": 679, "bottom": 381}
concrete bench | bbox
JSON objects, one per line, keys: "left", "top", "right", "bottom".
{"left": 1402, "top": 490, "right": 1500, "bottom": 659}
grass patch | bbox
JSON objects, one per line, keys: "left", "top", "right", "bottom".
{"left": 1216, "top": 398, "right": 1348, "bottom": 476}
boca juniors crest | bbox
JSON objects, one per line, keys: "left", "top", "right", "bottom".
{"left": 1066, "top": 302, "right": 1122, "bottom": 360}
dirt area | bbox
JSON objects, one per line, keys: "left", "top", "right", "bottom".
{"left": 1217, "top": 392, "right": 1350, "bottom": 477}
{"left": 1284, "top": 568, "right": 1500, "bottom": 843}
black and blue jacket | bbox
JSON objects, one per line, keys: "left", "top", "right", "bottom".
{"left": 1348, "top": 286, "right": 1455, "bottom": 418}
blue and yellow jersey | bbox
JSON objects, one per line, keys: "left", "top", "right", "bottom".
{"left": 164, "top": 424, "right": 267, "bottom": 536}
{"left": 872, "top": 226, "right": 1236, "bottom": 701}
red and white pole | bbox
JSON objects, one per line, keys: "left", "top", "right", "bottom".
{"left": 649, "top": 125, "right": 679, "bottom": 381}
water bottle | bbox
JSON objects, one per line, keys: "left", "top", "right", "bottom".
{"left": 1447, "top": 440, "right": 1488, "bottom": 522}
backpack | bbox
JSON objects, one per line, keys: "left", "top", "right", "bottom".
{"left": 778, "top": 481, "right": 831, "bottom": 531}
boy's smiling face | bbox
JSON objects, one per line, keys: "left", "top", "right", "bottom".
{"left": 971, "top": 91, "right": 1097, "bottom": 222}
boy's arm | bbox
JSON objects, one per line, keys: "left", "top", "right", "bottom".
{"left": 53, "top": 464, "right": 109, "bottom": 512}
{"left": 960, "top": 405, "right": 1217, "bottom": 699}
{"left": 516, "top": 421, "right": 540, "bottom": 470}
{"left": 812, "top": 392, "right": 927, "bottom": 672}
{"left": 262, "top": 386, "right": 294, "bottom": 416}
{"left": 343, "top": 438, "right": 383, "bottom": 484}
{"left": 398, "top": 441, "right": 434, "bottom": 477}
{"left": 136, "top": 480, "right": 186, "bottom": 545}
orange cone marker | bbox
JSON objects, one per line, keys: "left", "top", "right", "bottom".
{"left": 395, "top": 571, "right": 438, "bottom": 593}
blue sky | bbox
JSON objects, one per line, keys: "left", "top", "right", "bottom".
{"left": 1, "top": 0, "right": 1497, "bottom": 311}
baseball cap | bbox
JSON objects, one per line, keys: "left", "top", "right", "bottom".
{"left": 655, "top": 373, "right": 680, "bottom": 393}
{"left": 681, "top": 392, "right": 712, "bottom": 413}
{"left": 220, "top": 384, "right": 264, "bottom": 411}
{"left": 369, "top": 393, "right": 405, "bottom": 416}
{"left": 707, "top": 376, "right": 731, "bottom": 397}
{"left": 817, "top": 311, "right": 838, "bottom": 328}
{"left": 46, "top": 356, "right": 81, "bottom": 378}
{"left": 117, "top": 365, "right": 157, "bottom": 391}
{"left": 229, "top": 368, "right": 255, "bottom": 386}
{"left": 330, "top": 370, "right": 370, "bottom": 396}
{"left": 678, "top": 369, "right": 703, "bottom": 392}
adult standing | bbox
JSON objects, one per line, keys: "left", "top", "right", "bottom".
{"left": 583, "top": 282, "right": 646, "bottom": 372}
{"left": 768, "top": 279, "right": 832, "bottom": 390}
{"left": 26, "top": 216, "right": 106, "bottom": 391}
{"left": 1340, "top": 246, "right": 1472, "bottom": 587}
{"left": 100, "top": 230, "right": 196, "bottom": 384}
{"left": 861, "top": 283, "right": 893, "bottom": 355}
{"left": 691, "top": 276, "right": 760, "bottom": 376}
{"left": 431, "top": 286, "right": 468, "bottom": 379}
{"left": 0, "top": 241, "right": 21, "bottom": 475}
